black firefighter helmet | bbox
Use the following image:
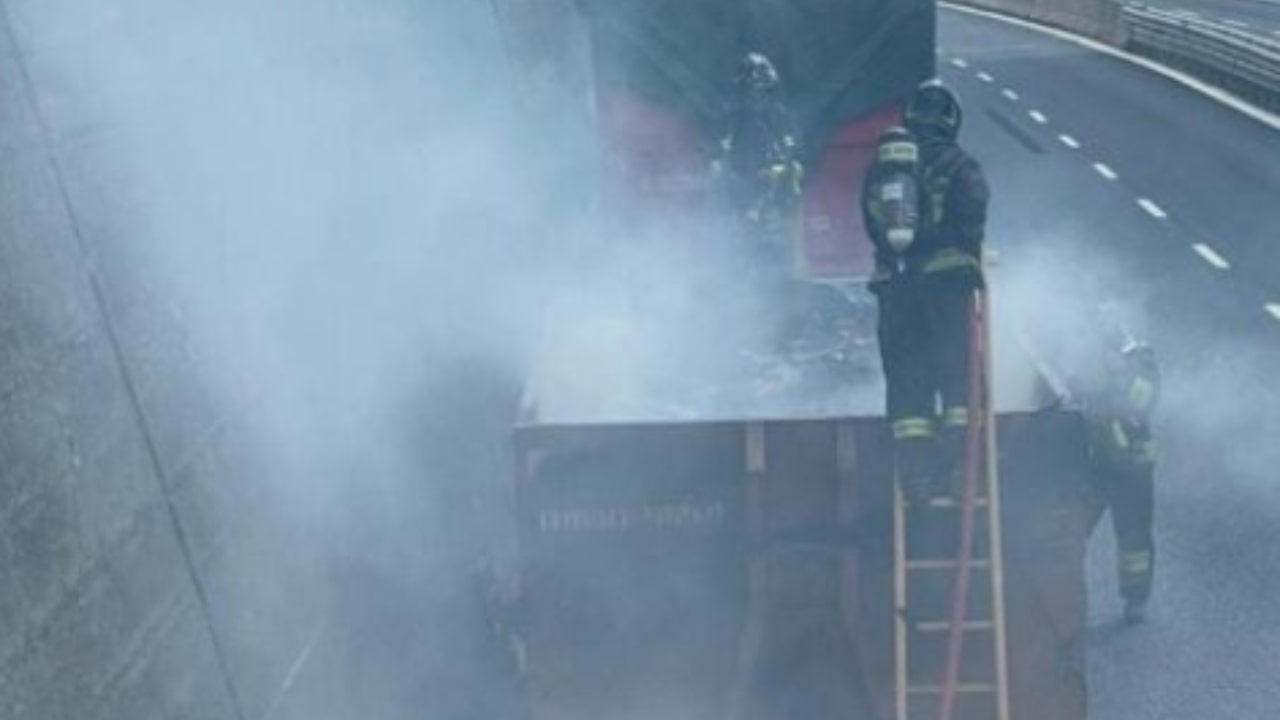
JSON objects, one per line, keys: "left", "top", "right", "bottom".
{"left": 905, "top": 78, "right": 963, "bottom": 141}
{"left": 735, "top": 52, "right": 780, "bottom": 101}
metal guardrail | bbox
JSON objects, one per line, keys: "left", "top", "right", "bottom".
{"left": 946, "top": 0, "right": 1280, "bottom": 113}
{"left": 1122, "top": 4, "right": 1280, "bottom": 111}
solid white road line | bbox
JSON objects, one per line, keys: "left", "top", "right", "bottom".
{"left": 940, "top": 3, "right": 1280, "bottom": 131}
{"left": 977, "top": 71, "right": 995, "bottom": 82}
{"left": 1058, "top": 134, "right": 1081, "bottom": 149}
{"left": 1138, "top": 198, "right": 1168, "bottom": 218}
{"left": 1002, "top": 88, "right": 1020, "bottom": 100}
{"left": 1094, "top": 162, "right": 1118, "bottom": 180}
{"left": 1266, "top": 304, "right": 1280, "bottom": 322}
{"left": 1223, "top": 19, "right": 1250, "bottom": 29}
{"left": 1192, "top": 243, "right": 1231, "bottom": 269}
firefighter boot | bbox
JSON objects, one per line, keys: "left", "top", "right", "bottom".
{"left": 1123, "top": 601, "right": 1147, "bottom": 625}
{"left": 1120, "top": 549, "right": 1153, "bottom": 625}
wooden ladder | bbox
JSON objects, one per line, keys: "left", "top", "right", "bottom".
{"left": 892, "top": 290, "right": 1010, "bottom": 720}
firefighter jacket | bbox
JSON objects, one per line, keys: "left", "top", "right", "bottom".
{"left": 863, "top": 139, "right": 989, "bottom": 291}
{"left": 1083, "top": 342, "right": 1160, "bottom": 467}
{"left": 713, "top": 100, "right": 804, "bottom": 222}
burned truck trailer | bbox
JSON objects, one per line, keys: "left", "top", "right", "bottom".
{"left": 515, "top": 386, "right": 1092, "bottom": 720}
{"left": 492, "top": 1, "right": 1094, "bottom": 719}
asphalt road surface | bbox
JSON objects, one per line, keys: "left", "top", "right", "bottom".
{"left": 941, "top": 5, "right": 1280, "bottom": 717}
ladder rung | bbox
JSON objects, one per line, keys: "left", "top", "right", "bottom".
{"left": 921, "top": 496, "right": 990, "bottom": 509}
{"left": 914, "top": 620, "right": 995, "bottom": 632}
{"left": 905, "top": 559, "right": 991, "bottom": 570}
{"left": 907, "top": 683, "right": 997, "bottom": 695}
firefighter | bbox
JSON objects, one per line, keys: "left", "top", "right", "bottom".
{"left": 861, "top": 80, "right": 990, "bottom": 504}
{"left": 712, "top": 52, "right": 807, "bottom": 355}
{"left": 1079, "top": 309, "right": 1160, "bottom": 624}
{"left": 712, "top": 51, "right": 804, "bottom": 266}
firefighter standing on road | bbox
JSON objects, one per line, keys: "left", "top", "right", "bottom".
{"left": 1079, "top": 309, "right": 1160, "bottom": 624}
{"left": 861, "top": 79, "right": 990, "bottom": 503}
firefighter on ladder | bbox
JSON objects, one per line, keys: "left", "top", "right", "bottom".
{"left": 861, "top": 79, "right": 991, "bottom": 504}
{"left": 1079, "top": 307, "right": 1160, "bottom": 624}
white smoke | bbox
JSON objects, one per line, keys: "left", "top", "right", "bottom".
{"left": 8, "top": 0, "right": 586, "bottom": 715}
{"left": 5, "top": 0, "right": 840, "bottom": 716}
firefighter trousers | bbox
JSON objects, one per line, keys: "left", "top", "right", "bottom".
{"left": 875, "top": 273, "right": 976, "bottom": 485}
{"left": 1087, "top": 459, "right": 1156, "bottom": 605}
{"left": 741, "top": 212, "right": 811, "bottom": 352}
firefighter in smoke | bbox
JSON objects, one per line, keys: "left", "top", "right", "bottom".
{"left": 713, "top": 52, "right": 804, "bottom": 236}
{"left": 712, "top": 51, "right": 804, "bottom": 274}
{"left": 711, "top": 52, "right": 813, "bottom": 360}
{"left": 1078, "top": 307, "right": 1160, "bottom": 624}
{"left": 861, "top": 79, "right": 990, "bottom": 504}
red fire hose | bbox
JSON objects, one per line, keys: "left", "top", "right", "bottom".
{"left": 934, "top": 290, "right": 988, "bottom": 720}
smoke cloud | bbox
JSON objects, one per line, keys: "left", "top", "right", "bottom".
{"left": 6, "top": 0, "right": 831, "bottom": 716}
{"left": 6, "top": 0, "right": 597, "bottom": 716}
{"left": 15, "top": 0, "right": 1274, "bottom": 716}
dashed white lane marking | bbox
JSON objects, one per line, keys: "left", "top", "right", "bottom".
{"left": 1029, "top": 110, "right": 1048, "bottom": 124}
{"left": 1138, "top": 198, "right": 1168, "bottom": 218}
{"left": 1058, "top": 134, "right": 1080, "bottom": 149}
{"left": 952, "top": 58, "right": 969, "bottom": 68}
{"left": 1192, "top": 243, "right": 1231, "bottom": 269}
{"left": 1094, "top": 162, "right": 1118, "bottom": 180}
{"left": 1266, "top": 303, "right": 1280, "bottom": 322}
{"left": 941, "top": 3, "right": 1280, "bottom": 131}
{"left": 977, "top": 71, "right": 995, "bottom": 82}
{"left": 1002, "top": 88, "right": 1020, "bottom": 101}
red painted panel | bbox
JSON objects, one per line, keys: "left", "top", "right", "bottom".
{"left": 595, "top": 90, "right": 712, "bottom": 221}
{"left": 800, "top": 104, "right": 904, "bottom": 279}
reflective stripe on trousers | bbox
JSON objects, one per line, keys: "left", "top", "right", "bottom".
{"left": 943, "top": 405, "right": 969, "bottom": 428}
{"left": 892, "top": 417, "right": 935, "bottom": 440}
{"left": 1122, "top": 550, "right": 1152, "bottom": 575}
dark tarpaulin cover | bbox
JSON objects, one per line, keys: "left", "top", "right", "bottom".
{"left": 575, "top": 0, "right": 935, "bottom": 154}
